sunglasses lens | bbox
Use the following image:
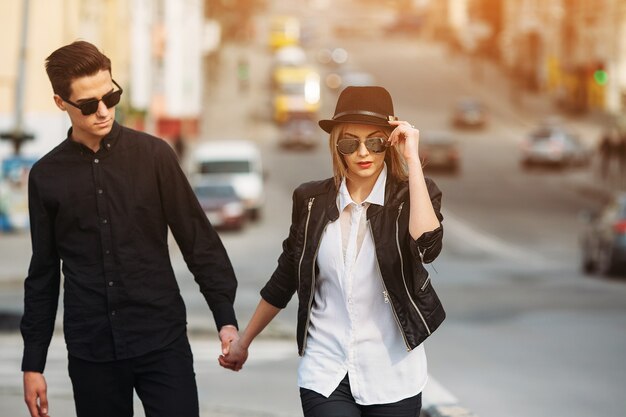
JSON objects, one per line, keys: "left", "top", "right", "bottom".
{"left": 78, "top": 101, "right": 99, "bottom": 115}
{"left": 337, "top": 139, "right": 359, "bottom": 154}
{"left": 365, "top": 137, "right": 387, "bottom": 153}
{"left": 103, "top": 90, "right": 122, "bottom": 108}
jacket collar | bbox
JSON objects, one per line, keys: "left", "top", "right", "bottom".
{"left": 323, "top": 168, "right": 406, "bottom": 223}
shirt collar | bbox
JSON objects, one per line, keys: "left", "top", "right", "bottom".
{"left": 338, "top": 163, "right": 387, "bottom": 211}
{"left": 66, "top": 121, "right": 122, "bottom": 154}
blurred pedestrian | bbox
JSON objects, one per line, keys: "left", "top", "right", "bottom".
{"left": 21, "top": 41, "right": 240, "bottom": 417}
{"left": 618, "top": 133, "right": 626, "bottom": 189}
{"left": 220, "top": 86, "right": 446, "bottom": 416}
{"left": 598, "top": 127, "right": 618, "bottom": 182}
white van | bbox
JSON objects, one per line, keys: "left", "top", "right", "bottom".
{"left": 191, "top": 140, "right": 265, "bottom": 220}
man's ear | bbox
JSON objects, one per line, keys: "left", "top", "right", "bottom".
{"left": 53, "top": 95, "right": 66, "bottom": 111}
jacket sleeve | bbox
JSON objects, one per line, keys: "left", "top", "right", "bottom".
{"left": 156, "top": 142, "right": 238, "bottom": 330}
{"left": 409, "top": 177, "right": 444, "bottom": 264}
{"left": 21, "top": 171, "right": 61, "bottom": 373}
{"left": 260, "top": 188, "right": 301, "bottom": 308}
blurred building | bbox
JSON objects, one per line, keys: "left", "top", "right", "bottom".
{"left": 436, "top": 0, "right": 626, "bottom": 116}
{"left": 132, "top": 0, "right": 205, "bottom": 143}
{"left": 499, "top": 0, "right": 626, "bottom": 116}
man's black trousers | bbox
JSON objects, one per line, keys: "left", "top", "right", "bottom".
{"left": 68, "top": 332, "right": 199, "bottom": 417}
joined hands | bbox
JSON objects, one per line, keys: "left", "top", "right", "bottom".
{"left": 218, "top": 325, "right": 248, "bottom": 371}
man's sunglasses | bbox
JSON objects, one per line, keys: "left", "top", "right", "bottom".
{"left": 61, "top": 80, "right": 123, "bottom": 116}
{"left": 336, "top": 137, "right": 389, "bottom": 155}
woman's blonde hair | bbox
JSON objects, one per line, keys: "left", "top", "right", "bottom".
{"left": 328, "top": 124, "right": 409, "bottom": 189}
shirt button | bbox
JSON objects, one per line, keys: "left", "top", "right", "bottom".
{"left": 105, "top": 249, "right": 111, "bottom": 255}
{"left": 108, "top": 281, "right": 114, "bottom": 287}
{"left": 94, "top": 158, "right": 99, "bottom": 164}
{"left": 111, "top": 310, "right": 116, "bottom": 316}
{"left": 97, "top": 189, "right": 104, "bottom": 195}
{"left": 102, "top": 219, "right": 108, "bottom": 224}
{"left": 106, "top": 143, "right": 111, "bottom": 149}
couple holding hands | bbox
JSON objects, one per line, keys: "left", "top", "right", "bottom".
{"left": 22, "top": 41, "right": 445, "bottom": 417}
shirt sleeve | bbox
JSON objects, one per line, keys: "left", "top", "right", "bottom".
{"left": 409, "top": 177, "right": 444, "bottom": 264}
{"left": 21, "top": 171, "right": 61, "bottom": 373}
{"left": 155, "top": 143, "right": 238, "bottom": 330}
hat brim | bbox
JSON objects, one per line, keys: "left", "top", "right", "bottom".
{"left": 318, "top": 114, "right": 392, "bottom": 133}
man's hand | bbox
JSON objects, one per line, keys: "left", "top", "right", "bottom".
{"left": 218, "top": 324, "right": 239, "bottom": 356}
{"left": 218, "top": 324, "right": 239, "bottom": 368}
{"left": 23, "top": 371, "right": 50, "bottom": 417}
{"left": 218, "top": 338, "right": 249, "bottom": 372}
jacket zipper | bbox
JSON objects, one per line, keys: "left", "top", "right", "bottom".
{"left": 368, "top": 222, "right": 411, "bottom": 351}
{"left": 418, "top": 239, "right": 438, "bottom": 264}
{"left": 395, "top": 202, "right": 431, "bottom": 336}
{"left": 297, "top": 198, "right": 315, "bottom": 288}
{"left": 299, "top": 197, "right": 329, "bottom": 356}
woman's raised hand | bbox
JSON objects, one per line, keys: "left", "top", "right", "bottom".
{"left": 387, "top": 120, "right": 420, "bottom": 164}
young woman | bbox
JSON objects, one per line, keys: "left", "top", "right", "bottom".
{"left": 220, "top": 86, "right": 446, "bottom": 416}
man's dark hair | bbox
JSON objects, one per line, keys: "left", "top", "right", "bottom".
{"left": 45, "top": 40, "right": 112, "bottom": 100}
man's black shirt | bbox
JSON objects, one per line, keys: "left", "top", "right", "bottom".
{"left": 21, "top": 122, "right": 238, "bottom": 372}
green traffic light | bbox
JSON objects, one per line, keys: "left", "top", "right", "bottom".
{"left": 594, "top": 69, "right": 608, "bottom": 85}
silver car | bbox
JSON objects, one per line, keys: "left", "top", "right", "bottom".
{"left": 520, "top": 126, "right": 591, "bottom": 168}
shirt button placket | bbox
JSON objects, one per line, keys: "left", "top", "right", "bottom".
{"left": 94, "top": 153, "right": 121, "bottom": 350}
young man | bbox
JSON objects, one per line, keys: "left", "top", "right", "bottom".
{"left": 21, "top": 40, "right": 239, "bottom": 417}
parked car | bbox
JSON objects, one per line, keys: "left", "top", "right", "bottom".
{"left": 451, "top": 97, "right": 488, "bottom": 128}
{"left": 193, "top": 181, "right": 247, "bottom": 230}
{"left": 580, "top": 193, "right": 626, "bottom": 276}
{"left": 520, "top": 126, "right": 591, "bottom": 168}
{"left": 192, "top": 140, "right": 265, "bottom": 220}
{"left": 419, "top": 131, "right": 460, "bottom": 173}
{"left": 278, "top": 117, "right": 320, "bottom": 149}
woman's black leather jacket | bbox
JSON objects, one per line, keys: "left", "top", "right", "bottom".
{"left": 260, "top": 175, "right": 446, "bottom": 355}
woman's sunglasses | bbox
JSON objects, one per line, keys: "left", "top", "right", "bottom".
{"left": 61, "top": 80, "right": 123, "bottom": 116}
{"left": 336, "top": 137, "right": 389, "bottom": 155}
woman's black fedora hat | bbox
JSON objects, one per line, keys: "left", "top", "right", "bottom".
{"left": 318, "top": 86, "right": 397, "bottom": 133}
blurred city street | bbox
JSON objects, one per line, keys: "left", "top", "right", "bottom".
{"left": 2, "top": 0, "right": 626, "bottom": 416}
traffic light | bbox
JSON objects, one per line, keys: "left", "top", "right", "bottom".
{"left": 593, "top": 65, "right": 608, "bottom": 86}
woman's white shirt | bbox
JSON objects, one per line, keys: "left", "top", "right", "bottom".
{"left": 297, "top": 165, "right": 428, "bottom": 405}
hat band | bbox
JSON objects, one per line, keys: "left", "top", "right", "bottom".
{"left": 332, "top": 110, "right": 393, "bottom": 121}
